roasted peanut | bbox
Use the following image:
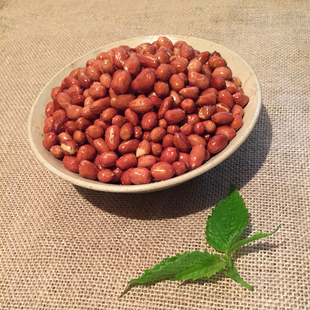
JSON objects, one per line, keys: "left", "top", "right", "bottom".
{"left": 105, "top": 125, "right": 120, "bottom": 151}
{"left": 112, "top": 115, "right": 126, "bottom": 127}
{"left": 120, "top": 168, "right": 133, "bottom": 185}
{"left": 230, "top": 113, "right": 243, "bottom": 131}
{"left": 158, "top": 96, "right": 173, "bottom": 119}
{"left": 118, "top": 139, "right": 140, "bottom": 155}
{"left": 98, "top": 169, "right": 115, "bottom": 183}
{"left": 93, "top": 137, "right": 110, "bottom": 154}
{"left": 56, "top": 92, "right": 71, "bottom": 109}
{"left": 101, "top": 107, "right": 117, "bottom": 122}
{"left": 120, "top": 122, "right": 134, "bottom": 140}
{"left": 181, "top": 98, "right": 196, "bottom": 114}
{"left": 193, "top": 122, "right": 205, "bottom": 135}
{"left": 188, "top": 144, "right": 205, "bottom": 170}
{"left": 110, "top": 94, "right": 135, "bottom": 110}
{"left": 160, "top": 147, "right": 179, "bottom": 164}
{"left": 129, "top": 97, "right": 154, "bottom": 113}
{"left": 179, "top": 87, "right": 199, "bottom": 100}
{"left": 137, "top": 155, "right": 158, "bottom": 168}
{"left": 110, "top": 70, "right": 132, "bottom": 94}
{"left": 156, "top": 64, "right": 173, "bottom": 81}
{"left": 203, "top": 120, "right": 217, "bottom": 133}
{"left": 131, "top": 68, "right": 156, "bottom": 93}
{"left": 75, "top": 117, "right": 92, "bottom": 131}
{"left": 42, "top": 132, "right": 58, "bottom": 150}
{"left": 187, "top": 134, "right": 207, "bottom": 147}
{"left": 172, "top": 132, "right": 191, "bottom": 152}
{"left": 196, "top": 93, "right": 217, "bottom": 106}
{"left": 76, "top": 144, "right": 96, "bottom": 162}
{"left": 207, "top": 134, "right": 228, "bottom": 154}
{"left": 136, "top": 140, "right": 151, "bottom": 158}
{"left": 208, "top": 55, "right": 227, "bottom": 70}
{"left": 180, "top": 123, "right": 194, "bottom": 136}
{"left": 164, "top": 109, "right": 186, "bottom": 124}
{"left": 130, "top": 167, "right": 152, "bottom": 184}
{"left": 79, "top": 160, "right": 97, "bottom": 180}
{"left": 231, "top": 104, "right": 244, "bottom": 117}
{"left": 162, "top": 133, "right": 174, "bottom": 149}
{"left": 90, "top": 97, "right": 110, "bottom": 114}
{"left": 52, "top": 113, "right": 68, "bottom": 135}
{"left": 99, "top": 151, "right": 119, "bottom": 167}
{"left": 123, "top": 55, "right": 142, "bottom": 77}
{"left": 58, "top": 132, "right": 72, "bottom": 144}
{"left": 150, "top": 127, "right": 166, "bottom": 142}
{"left": 124, "top": 108, "right": 139, "bottom": 126}
{"left": 63, "top": 155, "right": 79, "bottom": 172}
{"left": 217, "top": 89, "right": 234, "bottom": 109}
{"left": 169, "top": 74, "right": 185, "bottom": 91}
{"left": 151, "top": 162, "right": 175, "bottom": 181}
{"left": 232, "top": 92, "right": 249, "bottom": 108}
{"left": 64, "top": 120, "right": 77, "bottom": 136}
{"left": 188, "top": 72, "right": 209, "bottom": 90}
{"left": 210, "top": 75, "right": 226, "bottom": 90}
{"left": 215, "top": 125, "right": 236, "bottom": 141}
{"left": 154, "top": 81, "right": 170, "bottom": 98}
{"left": 116, "top": 153, "right": 137, "bottom": 170}
{"left": 50, "top": 145, "right": 64, "bottom": 158}
{"left": 99, "top": 73, "right": 112, "bottom": 89}
{"left": 212, "top": 66, "right": 232, "bottom": 80}
{"left": 198, "top": 105, "right": 216, "bottom": 120}
{"left": 211, "top": 112, "right": 234, "bottom": 125}
{"left": 172, "top": 161, "right": 187, "bottom": 176}
{"left": 133, "top": 126, "right": 143, "bottom": 140}
{"left": 150, "top": 142, "right": 163, "bottom": 157}
{"left": 141, "top": 111, "right": 158, "bottom": 131}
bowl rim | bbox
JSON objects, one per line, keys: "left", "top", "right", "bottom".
{"left": 28, "top": 35, "right": 262, "bottom": 193}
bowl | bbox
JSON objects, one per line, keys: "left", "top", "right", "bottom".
{"left": 28, "top": 35, "right": 262, "bottom": 193}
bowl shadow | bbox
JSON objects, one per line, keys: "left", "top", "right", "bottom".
{"left": 75, "top": 103, "right": 272, "bottom": 220}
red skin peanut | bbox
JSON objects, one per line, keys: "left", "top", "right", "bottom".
{"left": 76, "top": 145, "right": 96, "bottom": 162}
{"left": 79, "top": 160, "right": 98, "bottom": 179}
{"left": 116, "top": 153, "right": 138, "bottom": 170}
{"left": 160, "top": 147, "right": 179, "bottom": 164}
{"left": 97, "top": 169, "right": 115, "bottom": 183}
{"left": 105, "top": 125, "right": 121, "bottom": 151}
{"left": 129, "top": 167, "right": 152, "bottom": 185}
{"left": 63, "top": 155, "right": 79, "bottom": 172}
{"left": 151, "top": 162, "right": 175, "bottom": 181}
{"left": 188, "top": 144, "right": 205, "bottom": 170}
{"left": 172, "top": 161, "right": 187, "bottom": 176}
{"left": 99, "top": 151, "right": 119, "bottom": 168}
{"left": 136, "top": 139, "right": 151, "bottom": 158}
{"left": 137, "top": 155, "right": 158, "bottom": 168}
{"left": 42, "top": 132, "right": 58, "bottom": 150}
{"left": 207, "top": 134, "right": 228, "bottom": 154}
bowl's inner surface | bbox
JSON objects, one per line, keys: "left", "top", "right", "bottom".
{"left": 28, "top": 36, "right": 261, "bottom": 193}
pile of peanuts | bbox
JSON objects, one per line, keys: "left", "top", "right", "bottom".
{"left": 42, "top": 36, "right": 249, "bottom": 185}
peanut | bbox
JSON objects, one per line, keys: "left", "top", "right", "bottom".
{"left": 130, "top": 167, "right": 151, "bottom": 184}
{"left": 151, "top": 162, "right": 175, "bottom": 181}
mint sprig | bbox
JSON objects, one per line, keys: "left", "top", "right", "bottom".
{"left": 120, "top": 185, "right": 280, "bottom": 296}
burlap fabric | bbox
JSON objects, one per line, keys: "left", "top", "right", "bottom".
{"left": 1, "top": 0, "right": 309, "bottom": 309}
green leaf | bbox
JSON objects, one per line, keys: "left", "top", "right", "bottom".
{"left": 205, "top": 185, "right": 248, "bottom": 253}
{"left": 226, "top": 225, "right": 281, "bottom": 257}
{"left": 222, "top": 259, "right": 253, "bottom": 291}
{"left": 171, "top": 254, "right": 226, "bottom": 281}
{"left": 120, "top": 250, "right": 210, "bottom": 297}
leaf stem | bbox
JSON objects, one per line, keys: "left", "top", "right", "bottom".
{"left": 222, "top": 259, "right": 253, "bottom": 291}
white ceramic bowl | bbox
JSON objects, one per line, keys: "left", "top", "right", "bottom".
{"left": 28, "top": 35, "right": 262, "bottom": 193}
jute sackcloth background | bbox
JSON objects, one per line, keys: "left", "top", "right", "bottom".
{"left": 1, "top": 0, "right": 310, "bottom": 309}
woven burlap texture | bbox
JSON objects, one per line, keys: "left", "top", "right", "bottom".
{"left": 1, "top": 0, "right": 310, "bottom": 309}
